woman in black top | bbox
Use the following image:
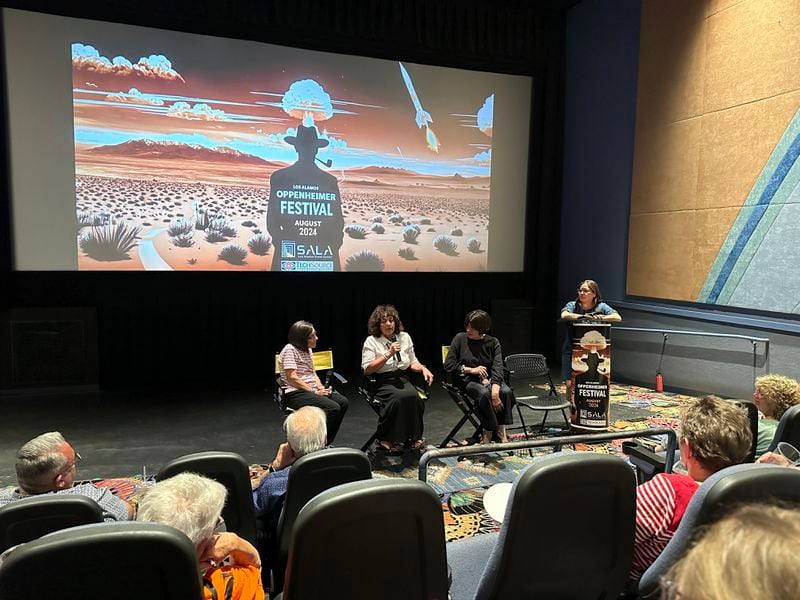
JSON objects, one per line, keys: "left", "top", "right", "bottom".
{"left": 444, "top": 310, "right": 515, "bottom": 443}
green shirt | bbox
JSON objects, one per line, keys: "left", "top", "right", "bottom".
{"left": 755, "top": 418, "right": 779, "bottom": 458}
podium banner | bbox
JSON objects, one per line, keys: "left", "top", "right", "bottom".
{"left": 570, "top": 322, "right": 612, "bottom": 430}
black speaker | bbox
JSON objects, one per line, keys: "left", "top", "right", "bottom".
{"left": 0, "top": 308, "right": 98, "bottom": 388}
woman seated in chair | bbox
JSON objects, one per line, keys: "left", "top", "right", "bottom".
{"left": 751, "top": 373, "right": 800, "bottom": 458}
{"left": 361, "top": 304, "right": 434, "bottom": 452}
{"left": 279, "top": 320, "right": 349, "bottom": 444}
{"left": 444, "top": 309, "right": 515, "bottom": 444}
{"left": 137, "top": 473, "right": 263, "bottom": 600}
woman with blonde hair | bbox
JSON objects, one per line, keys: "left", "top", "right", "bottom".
{"left": 662, "top": 503, "right": 800, "bottom": 599}
{"left": 753, "top": 374, "right": 800, "bottom": 457}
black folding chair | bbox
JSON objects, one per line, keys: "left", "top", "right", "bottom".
{"left": 505, "top": 353, "right": 570, "bottom": 434}
{"left": 439, "top": 345, "right": 483, "bottom": 447}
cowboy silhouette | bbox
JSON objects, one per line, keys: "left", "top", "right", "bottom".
{"left": 267, "top": 125, "right": 344, "bottom": 271}
{"left": 575, "top": 351, "right": 608, "bottom": 387}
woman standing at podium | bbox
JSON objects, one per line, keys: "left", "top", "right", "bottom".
{"left": 560, "top": 280, "right": 621, "bottom": 388}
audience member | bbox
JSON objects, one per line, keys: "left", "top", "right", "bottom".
{"left": 630, "top": 396, "right": 751, "bottom": 582}
{"left": 137, "top": 472, "right": 263, "bottom": 600}
{"left": 752, "top": 374, "right": 800, "bottom": 458}
{"left": 662, "top": 503, "right": 800, "bottom": 600}
{"left": 252, "top": 406, "right": 327, "bottom": 534}
{"left": 0, "top": 431, "right": 132, "bottom": 521}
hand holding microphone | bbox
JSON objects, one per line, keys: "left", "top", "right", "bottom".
{"left": 386, "top": 335, "right": 401, "bottom": 362}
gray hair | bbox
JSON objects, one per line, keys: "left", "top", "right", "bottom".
{"left": 16, "top": 431, "right": 69, "bottom": 494}
{"left": 285, "top": 406, "right": 327, "bottom": 458}
{"left": 136, "top": 472, "right": 226, "bottom": 547}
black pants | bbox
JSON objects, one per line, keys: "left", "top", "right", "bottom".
{"left": 464, "top": 381, "right": 515, "bottom": 431}
{"left": 373, "top": 371, "right": 425, "bottom": 443}
{"left": 284, "top": 390, "right": 349, "bottom": 444}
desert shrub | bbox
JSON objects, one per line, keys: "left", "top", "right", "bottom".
{"left": 420, "top": 218, "right": 432, "bottom": 225}
{"left": 187, "top": 257, "right": 198, "bottom": 265}
{"left": 204, "top": 225, "right": 226, "bottom": 243}
{"left": 242, "top": 220, "right": 257, "bottom": 228}
{"left": 427, "top": 227, "right": 436, "bottom": 232}
{"left": 345, "top": 250, "right": 385, "bottom": 271}
{"left": 371, "top": 215, "right": 383, "bottom": 223}
{"left": 398, "top": 247, "right": 416, "bottom": 260}
{"left": 370, "top": 223, "right": 385, "bottom": 234}
{"left": 345, "top": 223, "right": 367, "bottom": 239}
{"left": 167, "top": 218, "right": 193, "bottom": 237}
{"left": 172, "top": 233, "right": 194, "bottom": 248}
{"left": 467, "top": 237, "right": 482, "bottom": 253}
{"left": 218, "top": 244, "right": 248, "bottom": 265}
{"left": 247, "top": 233, "right": 272, "bottom": 255}
{"left": 450, "top": 228, "right": 463, "bottom": 236}
{"left": 434, "top": 235, "right": 458, "bottom": 256}
{"left": 77, "top": 210, "right": 111, "bottom": 227}
{"left": 79, "top": 222, "right": 141, "bottom": 260}
{"left": 402, "top": 225, "right": 420, "bottom": 244}
{"left": 220, "top": 223, "right": 238, "bottom": 238}
{"left": 388, "top": 214, "right": 404, "bottom": 224}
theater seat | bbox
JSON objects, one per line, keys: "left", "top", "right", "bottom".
{"left": 0, "top": 494, "right": 103, "bottom": 553}
{"left": 447, "top": 452, "right": 636, "bottom": 600}
{"left": 277, "top": 478, "right": 449, "bottom": 600}
{"left": 157, "top": 450, "right": 257, "bottom": 545}
{"left": 267, "top": 447, "right": 372, "bottom": 593}
{"left": 0, "top": 521, "right": 202, "bottom": 599}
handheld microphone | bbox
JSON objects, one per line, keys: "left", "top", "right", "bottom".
{"left": 387, "top": 334, "right": 400, "bottom": 363}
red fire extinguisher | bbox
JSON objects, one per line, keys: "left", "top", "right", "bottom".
{"left": 656, "top": 333, "right": 668, "bottom": 392}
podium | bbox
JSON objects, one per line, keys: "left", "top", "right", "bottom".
{"left": 569, "top": 321, "right": 612, "bottom": 431}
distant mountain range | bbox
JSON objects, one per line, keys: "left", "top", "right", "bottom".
{"left": 86, "top": 139, "right": 489, "bottom": 179}
{"left": 87, "top": 139, "right": 283, "bottom": 167}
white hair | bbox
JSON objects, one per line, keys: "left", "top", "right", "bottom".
{"left": 285, "top": 406, "right": 327, "bottom": 457}
{"left": 16, "top": 431, "right": 69, "bottom": 493}
{"left": 136, "top": 472, "right": 226, "bottom": 546}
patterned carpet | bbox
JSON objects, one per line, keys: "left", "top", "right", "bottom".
{"left": 382, "top": 382, "right": 697, "bottom": 541}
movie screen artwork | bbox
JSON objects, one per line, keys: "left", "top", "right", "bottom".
{"left": 72, "top": 32, "right": 500, "bottom": 272}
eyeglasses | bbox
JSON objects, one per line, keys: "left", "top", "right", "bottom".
{"left": 577, "top": 288, "right": 592, "bottom": 294}
{"left": 58, "top": 451, "right": 82, "bottom": 475}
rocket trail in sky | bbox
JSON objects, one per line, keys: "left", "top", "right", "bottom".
{"left": 399, "top": 62, "right": 439, "bottom": 152}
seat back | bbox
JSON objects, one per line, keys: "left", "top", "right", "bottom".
{"left": 277, "top": 447, "right": 372, "bottom": 560}
{"left": 638, "top": 463, "right": 800, "bottom": 598}
{"left": 768, "top": 403, "right": 800, "bottom": 452}
{"left": 505, "top": 353, "right": 549, "bottom": 379}
{"left": 157, "top": 451, "right": 257, "bottom": 544}
{"left": 0, "top": 521, "right": 202, "bottom": 599}
{"left": 283, "top": 478, "right": 449, "bottom": 600}
{"left": 0, "top": 494, "right": 104, "bottom": 553}
{"left": 475, "top": 452, "right": 636, "bottom": 600}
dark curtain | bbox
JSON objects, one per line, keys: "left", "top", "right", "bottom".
{"left": 0, "top": 0, "right": 570, "bottom": 385}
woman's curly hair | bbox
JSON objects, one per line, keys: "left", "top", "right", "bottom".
{"left": 367, "top": 304, "right": 404, "bottom": 337}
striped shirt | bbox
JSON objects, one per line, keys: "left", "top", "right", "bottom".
{"left": 279, "top": 343, "right": 316, "bottom": 394}
{"left": 630, "top": 473, "right": 698, "bottom": 580}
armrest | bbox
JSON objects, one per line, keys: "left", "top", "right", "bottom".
{"left": 622, "top": 441, "right": 668, "bottom": 482}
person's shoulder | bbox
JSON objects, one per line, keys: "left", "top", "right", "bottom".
{"left": 451, "top": 331, "right": 467, "bottom": 343}
{"left": 562, "top": 300, "right": 576, "bottom": 310}
{"left": 597, "top": 302, "right": 617, "bottom": 313}
{"left": 399, "top": 331, "right": 413, "bottom": 342}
